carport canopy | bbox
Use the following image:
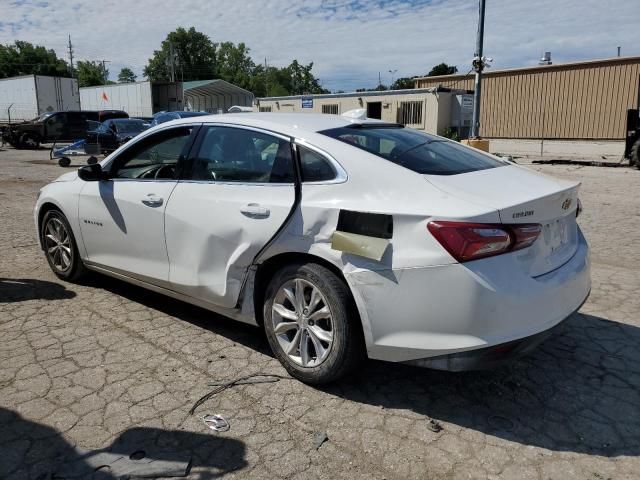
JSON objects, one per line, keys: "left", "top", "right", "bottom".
{"left": 183, "top": 79, "right": 254, "bottom": 113}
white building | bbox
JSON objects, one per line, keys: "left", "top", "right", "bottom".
{"left": 256, "top": 87, "right": 473, "bottom": 137}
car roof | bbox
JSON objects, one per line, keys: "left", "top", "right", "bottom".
{"left": 167, "top": 112, "right": 393, "bottom": 135}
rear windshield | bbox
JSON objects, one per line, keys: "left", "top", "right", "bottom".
{"left": 114, "top": 120, "right": 147, "bottom": 133}
{"left": 320, "top": 126, "right": 505, "bottom": 175}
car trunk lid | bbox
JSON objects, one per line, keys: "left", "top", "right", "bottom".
{"left": 424, "top": 164, "right": 581, "bottom": 276}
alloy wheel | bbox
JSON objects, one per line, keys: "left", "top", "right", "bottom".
{"left": 271, "top": 278, "right": 334, "bottom": 367}
{"left": 44, "top": 217, "right": 72, "bottom": 273}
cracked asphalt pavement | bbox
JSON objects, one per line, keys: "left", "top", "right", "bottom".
{"left": 1, "top": 147, "right": 639, "bottom": 479}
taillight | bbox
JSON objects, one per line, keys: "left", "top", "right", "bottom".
{"left": 511, "top": 224, "right": 542, "bottom": 250}
{"left": 427, "top": 221, "right": 541, "bottom": 262}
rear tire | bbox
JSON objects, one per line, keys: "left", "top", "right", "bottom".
{"left": 41, "top": 210, "right": 87, "bottom": 282}
{"left": 58, "top": 157, "right": 71, "bottom": 167}
{"left": 630, "top": 139, "right": 640, "bottom": 169}
{"left": 263, "top": 262, "right": 364, "bottom": 384}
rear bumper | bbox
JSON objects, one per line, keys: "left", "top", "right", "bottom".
{"left": 403, "top": 299, "right": 586, "bottom": 371}
{"left": 345, "top": 228, "right": 591, "bottom": 364}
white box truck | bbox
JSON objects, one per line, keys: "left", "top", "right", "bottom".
{"left": 0, "top": 75, "right": 79, "bottom": 122}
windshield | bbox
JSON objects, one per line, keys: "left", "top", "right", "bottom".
{"left": 320, "top": 126, "right": 505, "bottom": 176}
{"left": 34, "top": 112, "right": 54, "bottom": 122}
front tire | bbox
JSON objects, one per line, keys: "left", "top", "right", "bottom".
{"left": 41, "top": 210, "right": 87, "bottom": 281}
{"left": 19, "top": 132, "right": 40, "bottom": 149}
{"left": 263, "top": 262, "right": 364, "bottom": 384}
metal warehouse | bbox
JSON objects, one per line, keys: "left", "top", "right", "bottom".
{"left": 415, "top": 56, "right": 640, "bottom": 155}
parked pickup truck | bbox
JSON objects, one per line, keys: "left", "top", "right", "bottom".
{"left": 1, "top": 110, "right": 128, "bottom": 149}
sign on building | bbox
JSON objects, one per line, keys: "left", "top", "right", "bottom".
{"left": 301, "top": 96, "right": 313, "bottom": 108}
{"left": 461, "top": 95, "right": 473, "bottom": 110}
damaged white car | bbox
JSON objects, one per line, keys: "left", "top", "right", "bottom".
{"left": 35, "top": 113, "right": 591, "bottom": 383}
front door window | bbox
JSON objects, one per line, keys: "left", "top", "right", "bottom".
{"left": 109, "top": 127, "right": 193, "bottom": 180}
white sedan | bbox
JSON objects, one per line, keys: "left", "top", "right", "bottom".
{"left": 35, "top": 113, "right": 590, "bottom": 383}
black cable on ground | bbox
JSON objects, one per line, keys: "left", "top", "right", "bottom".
{"left": 189, "top": 373, "right": 292, "bottom": 415}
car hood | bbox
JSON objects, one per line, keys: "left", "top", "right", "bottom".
{"left": 52, "top": 171, "right": 78, "bottom": 183}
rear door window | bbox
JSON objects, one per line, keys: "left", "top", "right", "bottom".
{"left": 320, "top": 126, "right": 505, "bottom": 175}
{"left": 298, "top": 146, "right": 336, "bottom": 182}
{"left": 187, "top": 126, "right": 294, "bottom": 183}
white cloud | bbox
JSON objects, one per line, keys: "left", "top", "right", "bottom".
{"left": 0, "top": 0, "right": 637, "bottom": 91}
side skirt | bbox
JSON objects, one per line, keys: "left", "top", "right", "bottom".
{"left": 84, "top": 261, "right": 259, "bottom": 326}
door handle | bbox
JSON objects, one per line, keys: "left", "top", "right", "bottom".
{"left": 240, "top": 203, "right": 270, "bottom": 218}
{"left": 141, "top": 194, "right": 163, "bottom": 207}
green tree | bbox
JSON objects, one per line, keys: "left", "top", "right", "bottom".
{"left": 390, "top": 77, "right": 415, "bottom": 90}
{"left": 428, "top": 63, "right": 458, "bottom": 76}
{"left": 117, "top": 67, "right": 137, "bottom": 83}
{"left": 286, "top": 60, "right": 328, "bottom": 95}
{"left": 144, "top": 27, "right": 216, "bottom": 81}
{"left": 77, "top": 60, "right": 107, "bottom": 87}
{"left": 216, "top": 42, "right": 255, "bottom": 89}
{"left": 0, "top": 41, "right": 69, "bottom": 78}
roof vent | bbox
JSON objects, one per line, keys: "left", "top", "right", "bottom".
{"left": 539, "top": 51, "right": 552, "bottom": 65}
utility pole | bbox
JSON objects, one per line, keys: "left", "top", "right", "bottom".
{"left": 67, "top": 35, "right": 74, "bottom": 76}
{"left": 67, "top": 35, "right": 79, "bottom": 98}
{"left": 100, "top": 60, "right": 110, "bottom": 85}
{"left": 471, "top": 0, "right": 486, "bottom": 138}
{"left": 264, "top": 58, "right": 268, "bottom": 96}
{"left": 617, "top": 46, "right": 621, "bottom": 57}
{"left": 378, "top": 71, "right": 382, "bottom": 88}
{"left": 167, "top": 42, "right": 176, "bottom": 83}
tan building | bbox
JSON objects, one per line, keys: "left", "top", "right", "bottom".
{"left": 415, "top": 56, "right": 640, "bottom": 157}
{"left": 257, "top": 57, "right": 640, "bottom": 158}
{"left": 255, "top": 88, "right": 471, "bottom": 137}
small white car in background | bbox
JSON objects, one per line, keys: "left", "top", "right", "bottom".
{"left": 35, "top": 113, "right": 590, "bottom": 383}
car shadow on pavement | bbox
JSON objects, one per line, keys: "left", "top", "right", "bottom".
{"left": 86, "top": 274, "right": 273, "bottom": 356}
{"left": 0, "top": 407, "right": 247, "bottom": 479}
{"left": 325, "top": 312, "right": 640, "bottom": 457}
{"left": 0, "top": 277, "right": 76, "bottom": 303}
{"left": 78, "top": 273, "right": 640, "bottom": 457}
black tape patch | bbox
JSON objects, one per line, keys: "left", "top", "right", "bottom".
{"left": 337, "top": 210, "right": 393, "bottom": 239}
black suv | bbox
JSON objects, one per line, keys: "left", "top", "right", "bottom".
{"left": 3, "top": 110, "right": 128, "bottom": 149}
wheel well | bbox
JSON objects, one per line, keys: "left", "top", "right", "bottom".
{"left": 253, "top": 252, "right": 355, "bottom": 327}
{"left": 21, "top": 130, "right": 42, "bottom": 141}
{"left": 37, "top": 202, "right": 61, "bottom": 249}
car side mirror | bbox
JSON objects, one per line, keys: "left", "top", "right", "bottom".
{"left": 78, "top": 163, "right": 105, "bottom": 182}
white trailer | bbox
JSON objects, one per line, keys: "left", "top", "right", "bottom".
{"left": 79, "top": 79, "right": 253, "bottom": 116}
{"left": 79, "top": 81, "right": 184, "bottom": 117}
{"left": 80, "top": 81, "right": 155, "bottom": 117}
{"left": 0, "top": 75, "right": 79, "bottom": 122}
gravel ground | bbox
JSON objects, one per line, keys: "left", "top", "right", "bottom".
{"left": 1, "top": 146, "right": 639, "bottom": 479}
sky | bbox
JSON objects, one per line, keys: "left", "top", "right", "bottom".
{"left": 0, "top": 0, "right": 637, "bottom": 92}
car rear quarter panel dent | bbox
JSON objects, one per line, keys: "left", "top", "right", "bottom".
{"left": 256, "top": 182, "right": 488, "bottom": 352}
